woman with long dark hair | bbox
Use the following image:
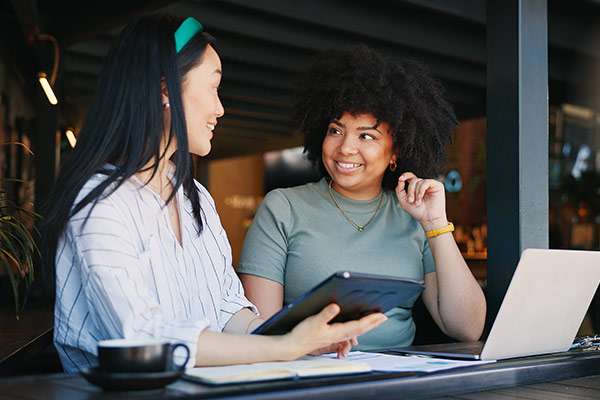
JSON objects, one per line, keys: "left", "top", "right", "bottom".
{"left": 43, "top": 15, "right": 385, "bottom": 373}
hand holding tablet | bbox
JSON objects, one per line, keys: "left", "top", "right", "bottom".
{"left": 284, "top": 303, "right": 388, "bottom": 359}
{"left": 253, "top": 271, "right": 425, "bottom": 336}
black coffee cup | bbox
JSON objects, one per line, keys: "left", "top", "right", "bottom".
{"left": 97, "top": 339, "right": 190, "bottom": 373}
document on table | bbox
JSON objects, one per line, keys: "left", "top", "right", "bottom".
{"left": 319, "top": 351, "right": 495, "bottom": 373}
{"left": 184, "top": 357, "right": 372, "bottom": 385}
{"left": 184, "top": 351, "right": 495, "bottom": 385}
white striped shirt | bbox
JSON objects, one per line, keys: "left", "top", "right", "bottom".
{"left": 53, "top": 167, "right": 256, "bottom": 373}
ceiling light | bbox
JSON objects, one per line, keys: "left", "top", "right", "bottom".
{"left": 562, "top": 103, "right": 593, "bottom": 120}
{"left": 65, "top": 129, "right": 77, "bottom": 148}
{"left": 38, "top": 72, "right": 57, "bottom": 105}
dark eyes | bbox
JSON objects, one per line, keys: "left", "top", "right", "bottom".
{"left": 359, "top": 133, "right": 375, "bottom": 141}
{"left": 326, "top": 127, "right": 376, "bottom": 140}
{"left": 327, "top": 127, "right": 341, "bottom": 135}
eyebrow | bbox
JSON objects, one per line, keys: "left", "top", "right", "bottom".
{"left": 331, "top": 119, "right": 384, "bottom": 134}
{"left": 214, "top": 69, "right": 222, "bottom": 75}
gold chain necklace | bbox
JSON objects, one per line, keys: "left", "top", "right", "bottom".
{"left": 328, "top": 180, "right": 384, "bottom": 232}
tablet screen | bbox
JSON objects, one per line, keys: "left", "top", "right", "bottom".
{"left": 252, "top": 271, "right": 424, "bottom": 335}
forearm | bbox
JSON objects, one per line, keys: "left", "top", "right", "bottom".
{"left": 196, "top": 303, "right": 387, "bottom": 366}
{"left": 195, "top": 330, "right": 295, "bottom": 366}
{"left": 240, "top": 274, "right": 285, "bottom": 320}
{"left": 427, "top": 231, "right": 486, "bottom": 341}
{"left": 193, "top": 308, "right": 285, "bottom": 366}
{"left": 397, "top": 175, "right": 486, "bottom": 341}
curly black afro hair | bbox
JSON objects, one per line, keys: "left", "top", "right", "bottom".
{"left": 294, "top": 45, "right": 457, "bottom": 190}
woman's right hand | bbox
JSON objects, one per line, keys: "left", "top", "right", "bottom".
{"left": 309, "top": 336, "right": 359, "bottom": 359}
{"left": 283, "top": 304, "right": 387, "bottom": 359}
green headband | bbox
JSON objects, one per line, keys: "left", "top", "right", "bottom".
{"left": 174, "top": 17, "right": 203, "bottom": 53}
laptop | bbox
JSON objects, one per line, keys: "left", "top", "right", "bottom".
{"left": 394, "top": 249, "right": 600, "bottom": 360}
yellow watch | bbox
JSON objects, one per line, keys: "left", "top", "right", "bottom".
{"left": 425, "top": 222, "right": 455, "bottom": 238}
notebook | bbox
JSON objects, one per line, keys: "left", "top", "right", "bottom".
{"left": 395, "top": 249, "right": 600, "bottom": 360}
{"left": 184, "top": 358, "right": 372, "bottom": 385}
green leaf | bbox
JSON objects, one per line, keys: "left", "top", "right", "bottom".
{"left": 1, "top": 141, "right": 39, "bottom": 318}
{"left": 0, "top": 225, "right": 30, "bottom": 265}
{"left": 0, "top": 235, "right": 22, "bottom": 268}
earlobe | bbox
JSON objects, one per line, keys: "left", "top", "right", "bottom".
{"left": 160, "top": 79, "right": 170, "bottom": 107}
{"left": 161, "top": 91, "right": 170, "bottom": 109}
{"left": 389, "top": 154, "right": 398, "bottom": 172}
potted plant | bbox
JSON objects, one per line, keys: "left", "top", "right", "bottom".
{"left": 0, "top": 141, "right": 38, "bottom": 318}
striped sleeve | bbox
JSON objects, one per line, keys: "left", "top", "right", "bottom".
{"left": 69, "top": 197, "right": 208, "bottom": 367}
{"left": 194, "top": 181, "right": 258, "bottom": 328}
{"left": 218, "top": 227, "right": 258, "bottom": 328}
{"left": 219, "top": 267, "right": 258, "bottom": 328}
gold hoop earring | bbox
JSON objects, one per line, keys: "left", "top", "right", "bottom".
{"left": 389, "top": 160, "right": 397, "bottom": 172}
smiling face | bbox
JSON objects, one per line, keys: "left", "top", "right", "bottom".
{"left": 180, "top": 45, "right": 224, "bottom": 156}
{"left": 322, "top": 112, "right": 396, "bottom": 200}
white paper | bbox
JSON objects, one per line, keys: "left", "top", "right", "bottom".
{"left": 185, "top": 358, "right": 371, "bottom": 384}
{"left": 316, "top": 351, "right": 495, "bottom": 373}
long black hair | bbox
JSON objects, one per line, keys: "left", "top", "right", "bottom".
{"left": 295, "top": 45, "right": 457, "bottom": 190}
{"left": 42, "top": 14, "right": 215, "bottom": 287}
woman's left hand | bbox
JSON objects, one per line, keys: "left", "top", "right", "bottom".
{"left": 395, "top": 172, "right": 448, "bottom": 231}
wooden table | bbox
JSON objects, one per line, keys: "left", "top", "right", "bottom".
{"left": 2, "top": 350, "right": 600, "bottom": 399}
{"left": 442, "top": 376, "right": 600, "bottom": 399}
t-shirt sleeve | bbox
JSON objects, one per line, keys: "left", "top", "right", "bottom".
{"left": 237, "top": 190, "right": 292, "bottom": 285}
{"left": 217, "top": 226, "right": 260, "bottom": 327}
{"left": 422, "top": 237, "right": 436, "bottom": 274}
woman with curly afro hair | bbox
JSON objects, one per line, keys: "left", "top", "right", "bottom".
{"left": 239, "top": 45, "right": 486, "bottom": 353}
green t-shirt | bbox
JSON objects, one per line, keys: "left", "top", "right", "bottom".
{"left": 238, "top": 178, "right": 435, "bottom": 351}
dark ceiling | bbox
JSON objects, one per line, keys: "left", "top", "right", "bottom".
{"left": 4, "top": 0, "right": 600, "bottom": 159}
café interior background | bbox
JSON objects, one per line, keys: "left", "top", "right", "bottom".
{"left": 1, "top": 0, "right": 600, "bottom": 330}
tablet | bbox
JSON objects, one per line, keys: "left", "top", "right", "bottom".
{"left": 252, "top": 271, "right": 425, "bottom": 335}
